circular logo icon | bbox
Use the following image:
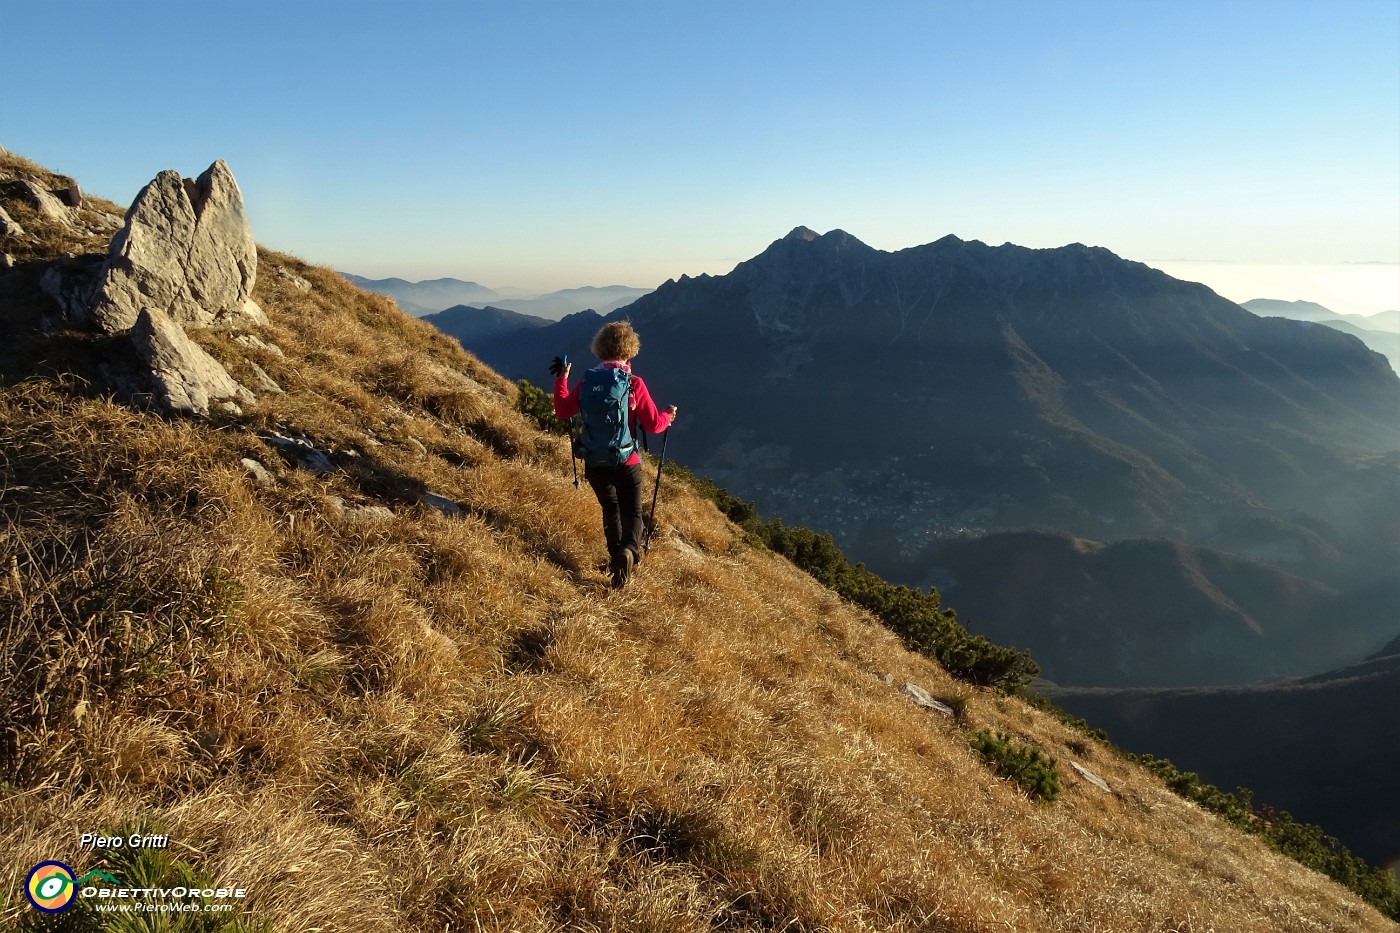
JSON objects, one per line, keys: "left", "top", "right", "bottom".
{"left": 25, "top": 861, "right": 77, "bottom": 913}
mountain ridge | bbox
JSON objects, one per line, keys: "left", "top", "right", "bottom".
{"left": 421, "top": 303, "right": 554, "bottom": 345}
{"left": 1243, "top": 297, "right": 1400, "bottom": 373}
{"left": 338, "top": 272, "right": 501, "bottom": 316}
{"left": 343, "top": 273, "right": 650, "bottom": 320}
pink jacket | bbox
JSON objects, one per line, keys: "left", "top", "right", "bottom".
{"left": 553, "top": 361, "right": 674, "bottom": 467}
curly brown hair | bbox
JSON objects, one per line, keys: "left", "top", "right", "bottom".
{"left": 591, "top": 321, "right": 641, "bottom": 362}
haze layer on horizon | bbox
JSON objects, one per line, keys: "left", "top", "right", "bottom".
{"left": 342, "top": 254, "right": 1399, "bottom": 319}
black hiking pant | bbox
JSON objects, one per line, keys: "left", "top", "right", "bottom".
{"left": 585, "top": 462, "right": 644, "bottom": 562}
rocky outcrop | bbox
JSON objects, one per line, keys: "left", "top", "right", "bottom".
{"left": 0, "top": 178, "right": 73, "bottom": 228}
{"left": 11, "top": 158, "right": 278, "bottom": 419}
{"left": 89, "top": 161, "right": 264, "bottom": 333}
{"left": 131, "top": 306, "right": 254, "bottom": 416}
{"left": 0, "top": 203, "right": 23, "bottom": 238}
{"left": 40, "top": 256, "right": 105, "bottom": 323}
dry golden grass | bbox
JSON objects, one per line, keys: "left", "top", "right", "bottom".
{"left": 1, "top": 172, "right": 1394, "bottom": 932}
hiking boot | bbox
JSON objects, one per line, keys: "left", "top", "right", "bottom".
{"left": 609, "top": 548, "right": 636, "bottom": 589}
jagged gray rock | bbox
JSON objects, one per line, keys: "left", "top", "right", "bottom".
{"left": 40, "top": 256, "right": 105, "bottom": 323}
{"left": 420, "top": 492, "right": 464, "bottom": 517}
{"left": 0, "top": 179, "right": 72, "bottom": 227}
{"left": 900, "top": 682, "right": 956, "bottom": 717}
{"left": 1069, "top": 761, "right": 1111, "bottom": 793}
{"left": 329, "top": 496, "right": 395, "bottom": 523}
{"left": 247, "top": 361, "right": 283, "bottom": 394}
{"left": 131, "top": 306, "right": 254, "bottom": 416}
{"left": 270, "top": 265, "right": 312, "bottom": 291}
{"left": 234, "top": 333, "right": 285, "bottom": 358}
{"left": 241, "top": 458, "right": 274, "bottom": 486}
{"left": 0, "top": 204, "right": 23, "bottom": 238}
{"left": 89, "top": 161, "right": 264, "bottom": 333}
{"left": 263, "top": 432, "right": 337, "bottom": 475}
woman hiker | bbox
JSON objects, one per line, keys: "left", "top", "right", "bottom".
{"left": 552, "top": 321, "right": 677, "bottom": 588}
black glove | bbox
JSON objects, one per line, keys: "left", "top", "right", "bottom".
{"left": 548, "top": 355, "right": 568, "bottom": 377}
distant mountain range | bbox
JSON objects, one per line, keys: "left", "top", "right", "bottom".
{"left": 339, "top": 274, "right": 502, "bottom": 316}
{"left": 422, "top": 304, "right": 553, "bottom": 345}
{"left": 1244, "top": 298, "right": 1400, "bottom": 373}
{"left": 450, "top": 227, "right": 1400, "bottom": 694}
{"left": 1044, "top": 646, "right": 1400, "bottom": 871}
{"left": 340, "top": 273, "right": 650, "bottom": 320}
{"left": 490, "top": 285, "right": 653, "bottom": 320}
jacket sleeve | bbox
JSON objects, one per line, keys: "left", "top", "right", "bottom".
{"left": 553, "top": 375, "right": 580, "bottom": 419}
{"left": 629, "top": 375, "right": 674, "bottom": 434}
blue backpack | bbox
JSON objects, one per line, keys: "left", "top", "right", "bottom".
{"left": 575, "top": 366, "right": 635, "bottom": 468}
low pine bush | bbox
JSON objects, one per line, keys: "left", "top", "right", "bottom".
{"left": 515, "top": 378, "right": 571, "bottom": 436}
{"left": 969, "top": 730, "right": 1062, "bottom": 802}
{"left": 1130, "top": 754, "right": 1399, "bottom": 920}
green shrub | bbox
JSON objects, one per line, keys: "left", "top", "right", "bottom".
{"left": 515, "top": 379, "right": 571, "bottom": 436}
{"left": 969, "top": 730, "right": 1061, "bottom": 802}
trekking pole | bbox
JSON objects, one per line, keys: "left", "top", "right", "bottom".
{"left": 548, "top": 354, "right": 580, "bottom": 489}
{"left": 641, "top": 426, "right": 670, "bottom": 554}
{"left": 568, "top": 418, "right": 580, "bottom": 488}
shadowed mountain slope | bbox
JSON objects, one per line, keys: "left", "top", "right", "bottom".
{"left": 1372, "top": 631, "right": 1400, "bottom": 660}
{"left": 457, "top": 228, "right": 1400, "bottom": 693}
{"left": 422, "top": 303, "right": 554, "bottom": 344}
{"left": 924, "top": 530, "right": 1396, "bottom": 688}
{"left": 2, "top": 152, "right": 1395, "bottom": 931}
{"left": 1244, "top": 298, "right": 1400, "bottom": 374}
{"left": 1045, "top": 652, "right": 1400, "bottom": 872}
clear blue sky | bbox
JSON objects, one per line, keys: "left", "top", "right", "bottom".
{"left": 4, "top": 0, "right": 1398, "bottom": 309}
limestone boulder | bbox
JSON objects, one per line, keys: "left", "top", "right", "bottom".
{"left": 90, "top": 161, "right": 263, "bottom": 333}
{"left": 185, "top": 162, "right": 260, "bottom": 319}
{"left": 0, "top": 179, "right": 72, "bottom": 227}
{"left": 131, "top": 306, "right": 254, "bottom": 416}
{"left": 0, "top": 204, "right": 23, "bottom": 238}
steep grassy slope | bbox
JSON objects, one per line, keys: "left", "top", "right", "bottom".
{"left": 1, "top": 154, "right": 1394, "bottom": 931}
